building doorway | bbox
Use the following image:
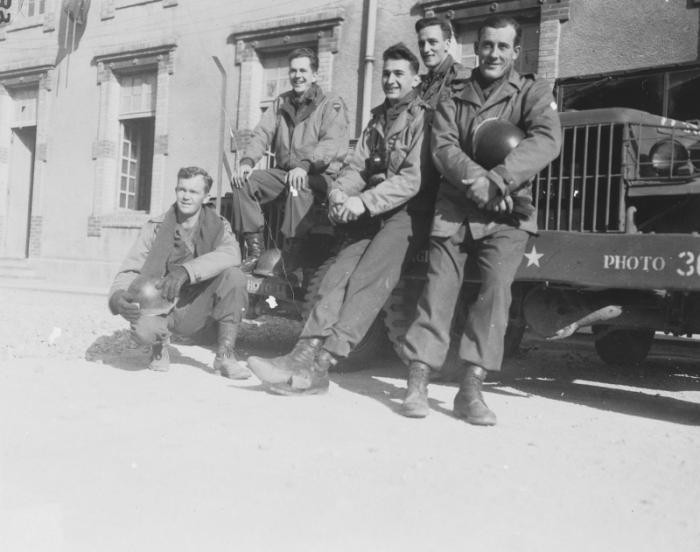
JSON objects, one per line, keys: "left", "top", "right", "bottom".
{"left": 5, "top": 126, "right": 37, "bottom": 258}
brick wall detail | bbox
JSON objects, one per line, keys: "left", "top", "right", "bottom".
{"left": 538, "top": 18, "right": 561, "bottom": 84}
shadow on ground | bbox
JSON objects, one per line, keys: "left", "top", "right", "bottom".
{"left": 84, "top": 329, "right": 214, "bottom": 374}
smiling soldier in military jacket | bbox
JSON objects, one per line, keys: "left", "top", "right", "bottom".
{"left": 247, "top": 43, "right": 431, "bottom": 396}
{"left": 400, "top": 15, "right": 562, "bottom": 425}
{"left": 231, "top": 48, "right": 349, "bottom": 273}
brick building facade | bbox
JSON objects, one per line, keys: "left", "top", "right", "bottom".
{"left": 0, "top": 0, "right": 698, "bottom": 288}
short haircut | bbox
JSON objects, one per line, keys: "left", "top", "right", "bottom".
{"left": 477, "top": 15, "right": 522, "bottom": 47}
{"left": 415, "top": 16, "right": 454, "bottom": 40}
{"left": 382, "top": 42, "right": 420, "bottom": 75}
{"left": 288, "top": 47, "right": 319, "bottom": 72}
{"left": 177, "top": 166, "right": 213, "bottom": 192}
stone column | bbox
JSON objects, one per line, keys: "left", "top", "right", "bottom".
{"left": 91, "top": 63, "right": 120, "bottom": 222}
{"left": 150, "top": 53, "right": 173, "bottom": 214}
{"left": 27, "top": 69, "right": 55, "bottom": 257}
{"left": 236, "top": 41, "right": 263, "bottom": 130}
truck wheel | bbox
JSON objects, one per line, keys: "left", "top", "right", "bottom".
{"left": 592, "top": 326, "right": 655, "bottom": 366}
{"left": 303, "top": 255, "right": 390, "bottom": 371}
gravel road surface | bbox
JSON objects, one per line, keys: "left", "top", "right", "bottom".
{"left": 1, "top": 288, "right": 699, "bottom": 552}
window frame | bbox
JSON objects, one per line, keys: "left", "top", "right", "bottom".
{"left": 557, "top": 62, "right": 700, "bottom": 120}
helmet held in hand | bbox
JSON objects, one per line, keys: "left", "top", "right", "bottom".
{"left": 472, "top": 118, "right": 525, "bottom": 170}
{"left": 127, "top": 275, "right": 175, "bottom": 316}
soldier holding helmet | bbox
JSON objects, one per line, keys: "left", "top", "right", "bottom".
{"left": 108, "top": 166, "right": 250, "bottom": 378}
{"left": 400, "top": 15, "right": 562, "bottom": 425}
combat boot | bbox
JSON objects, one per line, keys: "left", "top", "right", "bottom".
{"left": 247, "top": 338, "right": 322, "bottom": 384}
{"left": 149, "top": 339, "right": 170, "bottom": 372}
{"left": 213, "top": 321, "right": 251, "bottom": 380}
{"left": 241, "top": 231, "right": 264, "bottom": 273}
{"left": 400, "top": 361, "right": 431, "bottom": 418}
{"left": 267, "top": 347, "right": 336, "bottom": 396}
{"left": 453, "top": 364, "right": 497, "bottom": 426}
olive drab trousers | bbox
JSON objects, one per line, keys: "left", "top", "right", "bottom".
{"left": 132, "top": 267, "right": 248, "bottom": 345}
{"left": 231, "top": 168, "right": 329, "bottom": 239}
{"left": 402, "top": 224, "right": 529, "bottom": 372}
{"left": 301, "top": 209, "right": 431, "bottom": 358}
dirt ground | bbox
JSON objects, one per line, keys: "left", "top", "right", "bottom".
{"left": 1, "top": 287, "right": 699, "bottom": 552}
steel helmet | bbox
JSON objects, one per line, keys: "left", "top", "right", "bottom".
{"left": 253, "top": 248, "right": 283, "bottom": 278}
{"left": 471, "top": 118, "right": 526, "bottom": 169}
{"left": 127, "top": 275, "right": 175, "bottom": 316}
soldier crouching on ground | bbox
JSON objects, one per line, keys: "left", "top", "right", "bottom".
{"left": 400, "top": 15, "right": 561, "bottom": 424}
{"left": 231, "top": 47, "right": 349, "bottom": 274}
{"left": 108, "top": 166, "right": 251, "bottom": 379}
{"left": 246, "top": 43, "right": 430, "bottom": 395}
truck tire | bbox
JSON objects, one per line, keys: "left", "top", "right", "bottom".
{"left": 303, "top": 255, "right": 390, "bottom": 371}
{"left": 592, "top": 326, "right": 655, "bottom": 366}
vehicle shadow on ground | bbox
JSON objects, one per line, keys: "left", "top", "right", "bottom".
{"left": 508, "top": 377, "right": 700, "bottom": 426}
{"left": 512, "top": 337, "right": 700, "bottom": 392}
{"left": 493, "top": 338, "right": 700, "bottom": 425}
{"left": 333, "top": 353, "right": 700, "bottom": 426}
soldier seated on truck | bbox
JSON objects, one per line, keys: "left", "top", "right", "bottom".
{"left": 108, "top": 166, "right": 250, "bottom": 379}
{"left": 231, "top": 47, "right": 349, "bottom": 274}
{"left": 246, "top": 42, "right": 431, "bottom": 396}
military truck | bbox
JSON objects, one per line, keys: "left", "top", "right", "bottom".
{"left": 222, "top": 107, "right": 700, "bottom": 368}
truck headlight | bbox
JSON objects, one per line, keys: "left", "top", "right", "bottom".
{"left": 649, "top": 139, "right": 693, "bottom": 176}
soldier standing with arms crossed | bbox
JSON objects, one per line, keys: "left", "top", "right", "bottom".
{"left": 400, "top": 15, "right": 562, "bottom": 424}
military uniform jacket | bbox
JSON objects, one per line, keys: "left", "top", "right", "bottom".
{"left": 329, "top": 90, "right": 429, "bottom": 217}
{"left": 414, "top": 55, "right": 469, "bottom": 212}
{"left": 109, "top": 209, "right": 240, "bottom": 298}
{"left": 418, "top": 54, "right": 469, "bottom": 110}
{"left": 240, "top": 84, "right": 349, "bottom": 175}
{"left": 431, "top": 69, "right": 562, "bottom": 239}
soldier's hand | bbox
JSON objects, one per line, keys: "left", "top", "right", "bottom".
{"left": 338, "top": 196, "right": 366, "bottom": 223}
{"left": 110, "top": 290, "right": 141, "bottom": 323}
{"left": 368, "top": 173, "right": 386, "bottom": 188}
{"left": 327, "top": 189, "right": 348, "bottom": 224}
{"left": 485, "top": 195, "right": 514, "bottom": 214}
{"left": 232, "top": 164, "right": 253, "bottom": 189}
{"left": 286, "top": 167, "right": 309, "bottom": 195}
{"left": 463, "top": 176, "right": 500, "bottom": 209}
{"left": 156, "top": 265, "right": 189, "bottom": 302}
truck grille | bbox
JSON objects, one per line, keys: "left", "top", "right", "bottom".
{"left": 535, "top": 123, "right": 625, "bottom": 232}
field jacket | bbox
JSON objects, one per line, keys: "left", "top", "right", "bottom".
{"left": 418, "top": 54, "right": 469, "bottom": 111}
{"left": 431, "top": 69, "right": 562, "bottom": 238}
{"left": 109, "top": 208, "right": 240, "bottom": 300}
{"left": 240, "top": 84, "right": 349, "bottom": 176}
{"left": 415, "top": 54, "right": 470, "bottom": 212}
{"left": 329, "top": 90, "right": 430, "bottom": 217}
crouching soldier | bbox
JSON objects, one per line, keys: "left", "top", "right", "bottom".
{"left": 247, "top": 43, "right": 430, "bottom": 395}
{"left": 108, "top": 166, "right": 251, "bottom": 379}
{"left": 231, "top": 47, "right": 349, "bottom": 273}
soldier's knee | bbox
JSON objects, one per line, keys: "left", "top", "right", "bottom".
{"left": 219, "top": 266, "right": 247, "bottom": 289}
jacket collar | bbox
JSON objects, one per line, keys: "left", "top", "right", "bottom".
{"left": 426, "top": 54, "right": 455, "bottom": 80}
{"left": 459, "top": 68, "right": 523, "bottom": 108}
{"left": 279, "top": 84, "right": 325, "bottom": 125}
